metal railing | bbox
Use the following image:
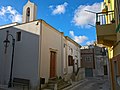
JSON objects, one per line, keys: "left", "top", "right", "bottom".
{"left": 96, "top": 11, "right": 115, "bottom": 25}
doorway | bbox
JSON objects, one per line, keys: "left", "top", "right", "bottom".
{"left": 50, "top": 51, "right": 56, "bottom": 78}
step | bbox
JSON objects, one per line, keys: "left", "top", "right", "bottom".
{"left": 57, "top": 83, "right": 71, "bottom": 90}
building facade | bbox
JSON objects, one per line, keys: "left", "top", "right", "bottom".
{"left": 81, "top": 45, "right": 109, "bottom": 77}
{"left": 96, "top": 0, "right": 120, "bottom": 90}
{"left": 0, "top": 1, "right": 82, "bottom": 89}
{"left": 81, "top": 48, "right": 94, "bottom": 77}
{"left": 63, "top": 37, "right": 83, "bottom": 81}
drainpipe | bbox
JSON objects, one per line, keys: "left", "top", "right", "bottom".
{"left": 39, "top": 20, "right": 42, "bottom": 90}
{"left": 93, "top": 48, "right": 96, "bottom": 76}
{"left": 66, "top": 39, "right": 68, "bottom": 74}
{"left": 61, "top": 32, "right": 64, "bottom": 77}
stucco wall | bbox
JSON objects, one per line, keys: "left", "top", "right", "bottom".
{"left": 63, "top": 37, "right": 67, "bottom": 74}
{"left": 40, "top": 21, "right": 63, "bottom": 83}
{"left": 0, "top": 21, "right": 40, "bottom": 88}
{"left": 95, "top": 56, "right": 104, "bottom": 76}
{"left": 66, "top": 40, "right": 81, "bottom": 74}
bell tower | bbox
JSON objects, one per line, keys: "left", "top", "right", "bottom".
{"left": 22, "top": 0, "right": 37, "bottom": 23}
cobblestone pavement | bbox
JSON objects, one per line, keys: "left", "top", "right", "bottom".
{"left": 0, "top": 76, "right": 110, "bottom": 90}
{"left": 69, "top": 76, "right": 111, "bottom": 90}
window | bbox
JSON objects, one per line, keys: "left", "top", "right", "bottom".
{"left": 68, "top": 55, "right": 73, "bottom": 66}
{"left": 85, "top": 57, "right": 91, "bottom": 62}
{"left": 16, "top": 32, "right": 21, "bottom": 41}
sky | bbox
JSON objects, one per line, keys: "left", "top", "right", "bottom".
{"left": 0, "top": 0, "right": 103, "bottom": 46}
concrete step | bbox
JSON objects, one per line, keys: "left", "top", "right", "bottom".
{"left": 42, "top": 78, "right": 71, "bottom": 90}
{"left": 42, "top": 83, "right": 55, "bottom": 90}
{"left": 57, "top": 82, "right": 71, "bottom": 90}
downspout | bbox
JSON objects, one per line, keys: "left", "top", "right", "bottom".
{"left": 66, "top": 39, "right": 68, "bottom": 74}
{"left": 61, "top": 32, "right": 63, "bottom": 77}
{"left": 93, "top": 48, "right": 95, "bottom": 76}
{"left": 39, "top": 20, "right": 42, "bottom": 90}
{"left": 93, "top": 48, "right": 95, "bottom": 69}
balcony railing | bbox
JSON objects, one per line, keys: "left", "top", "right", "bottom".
{"left": 96, "top": 11, "right": 115, "bottom": 25}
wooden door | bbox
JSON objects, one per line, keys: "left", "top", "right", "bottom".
{"left": 50, "top": 51, "right": 56, "bottom": 78}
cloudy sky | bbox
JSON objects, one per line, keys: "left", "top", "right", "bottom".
{"left": 0, "top": 0, "right": 103, "bottom": 45}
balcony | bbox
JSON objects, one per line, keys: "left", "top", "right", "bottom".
{"left": 96, "top": 11, "right": 116, "bottom": 47}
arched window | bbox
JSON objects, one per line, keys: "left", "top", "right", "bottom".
{"left": 26, "top": 7, "right": 30, "bottom": 22}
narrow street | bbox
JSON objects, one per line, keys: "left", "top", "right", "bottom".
{"left": 70, "top": 76, "right": 110, "bottom": 90}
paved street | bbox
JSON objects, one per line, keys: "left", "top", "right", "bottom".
{"left": 69, "top": 76, "right": 110, "bottom": 90}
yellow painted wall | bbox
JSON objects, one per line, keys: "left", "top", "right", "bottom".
{"left": 102, "top": 0, "right": 114, "bottom": 24}
{"left": 108, "top": 47, "right": 113, "bottom": 59}
{"left": 104, "top": 0, "right": 114, "bottom": 11}
{"left": 101, "top": 1, "right": 120, "bottom": 90}
{"left": 114, "top": 0, "right": 120, "bottom": 57}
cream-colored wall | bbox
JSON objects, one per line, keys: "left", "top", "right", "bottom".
{"left": 14, "top": 21, "right": 40, "bottom": 35}
{"left": 66, "top": 40, "right": 81, "bottom": 74}
{"left": 22, "top": 1, "right": 37, "bottom": 23}
{"left": 63, "top": 37, "right": 67, "bottom": 74}
{"left": 39, "top": 21, "right": 81, "bottom": 82}
{"left": 40, "top": 22, "right": 63, "bottom": 83}
{"left": 0, "top": 20, "right": 81, "bottom": 87}
{"left": 0, "top": 21, "right": 40, "bottom": 88}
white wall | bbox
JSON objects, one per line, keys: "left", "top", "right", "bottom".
{"left": 66, "top": 40, "right": 81, "bottom": 74}
{"left": 0, "top": 21, "right": 40, "bottom": 88}
{"left": 40, "top": 21, "right": 63, "bottom": 83}
{"left": 95, "top": 56, "right": 104, "bottom": 76}
{"left": 0, "top": 20, "right": 81, "bottom": 88}
{"left": 63, "top": 37, "right": 67, "bottom": 75}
